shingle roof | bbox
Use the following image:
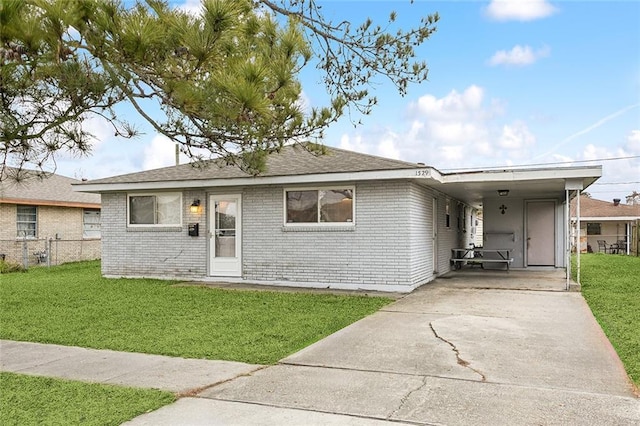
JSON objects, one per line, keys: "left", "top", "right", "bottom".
{"left": 0, "top": 168, "right": 101, "bottom": 206}
{"left": 570, "top": 195, "right": 640, "bottom": 218}
{"left": 80, "top": 144, "right": 423, "bottom": 186}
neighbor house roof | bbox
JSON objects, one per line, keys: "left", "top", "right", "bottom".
{"left": 570, "top": 195, "right": 640, "bottom": 220}
{"left": 0, "top": 168, "right": 101, "bottom": 208}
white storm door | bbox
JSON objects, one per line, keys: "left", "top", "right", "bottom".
{"left": 526, "top": 201, "right": 555, "bottom": 266}
{"left": 209, "top": 195, "right": 242, "bottom": 277}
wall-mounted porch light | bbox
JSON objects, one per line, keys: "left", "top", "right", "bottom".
{"left": 189, "top": 199, "right": 201, "bottom": 214}
{"left": 497, "top": 189, "right": 509, "bottom": 197}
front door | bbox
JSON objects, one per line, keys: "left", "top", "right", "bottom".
{"left": 209, "top": 195, "right": 241, "bottom": 277}
{"left": 526, "top": 200, "right": 555, "bottom": 266}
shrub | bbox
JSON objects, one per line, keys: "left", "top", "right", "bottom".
{"left": 0, "top": 259, "right": 26, "bottom": 274}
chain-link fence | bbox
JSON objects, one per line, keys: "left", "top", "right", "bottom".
{"left": 0, "top": 238, "right": 100, "bottom": 268}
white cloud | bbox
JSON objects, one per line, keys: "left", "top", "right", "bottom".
{"left": 339, "top": 132, "right": 401, "bottom": 160}
{"left": 497, "top": 121, "right": 536, "bottom": 151}
{"left": 337, "top": 85, "right": 539, "bottom": 170}
{"left": 412, "top": 85, "right": 485, "bottom": 120}
{"left": 296, "top": 90, "right": 312, "bottom": 114}
{"left": 176, "top": 0, "right": 202, "bottom": 15}
{"left": 81, "top": 115, "right": 113, "bottom": 149}
{"left": 625, "top": 130, "right": 640, "bottom": 154}
{"left": 143, "top": 134, "right": 190, "bottom": 170}
{"left": 573, "top": 144, "right": 640, "bottom": 202}
{"left": 488, "top": 45, "right": 550, "bottom": 67}
{"left": 377, "top": 133, "right": 401, "bottom": 160}
{"left": 485, "top": 0, "right": 557, "bottom": 22}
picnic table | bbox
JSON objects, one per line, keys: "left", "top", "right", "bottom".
{"left": 451, "top": 248, "right": 513, "bottom": 271}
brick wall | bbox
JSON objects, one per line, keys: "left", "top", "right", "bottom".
{"left": 101, "top": 192, "right": 208, "bottom": 279}
{"left": 0, "top": 203, "right": 101, "bottom": 265}
{"left": 242, "top": 181, "right": 414, "bottom": 289}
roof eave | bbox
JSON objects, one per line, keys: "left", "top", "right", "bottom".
{"left": 442, "top": 165, "right": 602, "bottom": 184}
{"left": 571, "top": 216, "right": 640, "bottom": 221}
{"left": 0, "top": 198, "right": 100, "bottom": 208}
{"left": 73, "top": 167, "right": 436, "bottom": 193}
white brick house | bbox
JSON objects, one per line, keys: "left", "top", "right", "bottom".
{"left": 75, "top": 144, "right": 601, "bottom": 292}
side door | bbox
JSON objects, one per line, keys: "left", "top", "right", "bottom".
{"left": 526, "top": 200, "right": 556, "bottom": 266}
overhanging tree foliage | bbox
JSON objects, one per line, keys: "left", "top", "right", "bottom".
{"left": 0, "top": 0, "right": 438, "bottom": 178}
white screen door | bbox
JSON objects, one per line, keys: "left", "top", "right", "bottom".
{"left": 209, "top": 195, "right": 242, "bottom": 277}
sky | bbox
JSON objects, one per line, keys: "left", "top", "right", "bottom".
{"left": 52, "top": 0, "right": 640, "bottom": 203}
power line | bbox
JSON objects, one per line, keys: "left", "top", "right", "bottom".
{"left": 593, "top": 181, "right": 640, "bottom": 185}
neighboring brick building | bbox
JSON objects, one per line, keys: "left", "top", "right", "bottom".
{"left": 570, "top": 195, "right": 640, "bottom": 255}
{"left": 76, "top": 144, "right": 600, "bottom": 292}
{"left": 0, "top": 169, "right": 101, "bottom": 266}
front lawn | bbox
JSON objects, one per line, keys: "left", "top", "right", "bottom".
{"left": 0, "top": 261, "right": 392, "bottom": 364}
{"left": 0, "top": 372, "right": 175, "bottom": 426}
{"left": 576, "top": 253, "right": 640, "bottom": 387}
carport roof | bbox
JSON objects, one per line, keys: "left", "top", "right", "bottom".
{"left": 424, "top": 166, "right": 602, "bottom": 208}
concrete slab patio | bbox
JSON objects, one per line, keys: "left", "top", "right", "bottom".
{"left": 2, "top": 271, "right": 639, "bottom": 425}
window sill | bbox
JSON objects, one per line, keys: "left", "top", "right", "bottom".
{"left": 282, "top": 225, "right": 355, "bottom": 232}
{"left": 127, "top": 226, "right": 182, "bottom": 232}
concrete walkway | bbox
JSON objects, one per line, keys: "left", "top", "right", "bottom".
{"left": 2, "top": 274, "right": 639, "bottom": 425}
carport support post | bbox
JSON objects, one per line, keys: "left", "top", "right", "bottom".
{"left": 565, "top": 180, "right": 584, "bottom": 289}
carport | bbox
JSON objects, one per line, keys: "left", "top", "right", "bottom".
{"left": 421, "top": 165, "right": 602, "bottom": 288}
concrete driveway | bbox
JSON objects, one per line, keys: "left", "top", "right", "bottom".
{"left": 176, "top": 272, "right": 639, "bottom": 425}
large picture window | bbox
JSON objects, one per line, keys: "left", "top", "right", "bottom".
{"left": 17, "top": 205, "right": 37, "bottom": 238}
{"left": 128, "top": 193, "right": 181, "bottom": 226}
{"left": 286, "top": 188, "right": 354, "bottom": 224}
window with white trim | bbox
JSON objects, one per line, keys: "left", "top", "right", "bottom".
{"left": 128, "top": 193, "right": 182, "bottom": 226}
{"left": 285, "top": 188, "right": 354, "bottom": 224}
{"left": 17, "top": 205, "right": 37, "bottom": 238}
{"left": 83, "top": 209, "right": 101, "bottom": 238}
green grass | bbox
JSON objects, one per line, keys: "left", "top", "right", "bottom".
{"left": 0, "top": 261, "right": 392, "bottom": 364}
{"left": 0, "top": 372, "right": 175, "bottom": 426}
{"left": 575, "top": 253, "right": 640, "bottom": 386}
